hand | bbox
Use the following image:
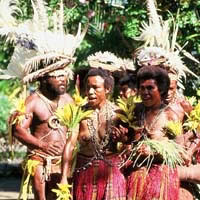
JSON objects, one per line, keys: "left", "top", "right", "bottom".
{"left": 8, "top": 111, "right": 21, "bottom": 125}
{"left": 60, "top": 177, "right": 68, "bottom": 185}
{"left": 111, "top": 125, "right": 128, "bottom": 142}
{"left": 138, "top": 144, "right": 152, "bottom": 156}
{"left": 181, "top": 151, "right": 192, "bottom": 167}
{"left": 39, "top": 141, "right": 64, "bottom": 156}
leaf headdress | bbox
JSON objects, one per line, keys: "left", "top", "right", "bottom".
{"left": 135, "top": 0, "right": 199, "bottom": 89}
{"left": 0, "top": 0, "right": 87, "bottom": 83}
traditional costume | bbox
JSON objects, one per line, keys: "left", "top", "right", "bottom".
{"left": 0, "top": 0, "right": 87, "bottom": 199}
{"left": 70, "top": 52, "right": 133, "bottom": 200}
{"left": 125, "top": 0, "right": 199, "bottom": 199}
{"left": 73, "top": 101, "right": 126, "bottom": 200}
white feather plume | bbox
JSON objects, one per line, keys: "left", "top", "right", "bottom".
{"left": 135, "top": 0, "right": 199, "bottom": 88}
{"left": 0, "top": 0, "right": 87, "bottom": 83}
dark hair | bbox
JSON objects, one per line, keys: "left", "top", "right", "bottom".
{"left": 137, "top": 66, "right": 170, "bottom": 99}
{"left": 85, "top": 67, "right": 114, "bottom": 93}
{"left": 119, "top": 74, "right": 137, "bottom": 89}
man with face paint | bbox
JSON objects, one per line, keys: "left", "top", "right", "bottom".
{"left": 61, "top": 67, "right": 126, "bottom": 200}
{"left": 3, "top": 1, "right": 87, "bottom": 198}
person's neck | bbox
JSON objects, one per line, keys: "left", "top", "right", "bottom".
{"left": 145, "top": 102, "right": 164, "bottom": 113}
{"left": 39, "top": 88, "right": 59, "bottom": 103}
{"left": 94, "top": 100, "right": 107, "bottom": 111}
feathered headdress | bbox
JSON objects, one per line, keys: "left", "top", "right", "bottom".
{"left": 87, "top": 51, "right": 135, "bottom": 72}
{"left": 134, "top": 0, "right": 199, "bottom": 89}
{"left": 0, "top": 0, "right": 87, "bottom": 83}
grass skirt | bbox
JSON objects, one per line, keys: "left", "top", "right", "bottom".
{"left": 127, "top": 164, "right": 179, "bottom": 200}
{"left": 73, "top": 154, "right": 126, "bottom": 200}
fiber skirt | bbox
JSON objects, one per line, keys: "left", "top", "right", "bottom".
{"left": 73, "top": 154, "right": 126, "bottom": 200}
{"left": 127, "top": 164, "right": 179, "bottom": 200}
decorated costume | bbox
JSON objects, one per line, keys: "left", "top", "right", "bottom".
{"left": 124, "top": 102, "right": 184, "bottom": 200}
{"left": 70, "top": 54, "right": 130, "bottom": 200}
{"left": 0, "top": 0, "right": 87, "bottom": 199}
{"left": 122, "top": 0, "right": 199, "bottom": 199}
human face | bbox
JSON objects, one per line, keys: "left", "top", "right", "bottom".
{"left": 86, "top": 75, "right": 108, "bottom": 109}
{"left": 166, "top": 80, "right": 177, "bottom": 103}
{"left": 46, "top": 75, "right": 67, "bottom": 95}
{"left": 139, "top": 79, "right": 162, "bottom": 108}
{"left": 119, "top": 84, "right": 136, "bottom": 99}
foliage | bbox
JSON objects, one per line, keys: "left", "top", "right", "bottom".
{"left": 0, "top": 80, "right": 21, "bottom": 96}
{"left": 55, "top": 87, "right": 93, "bottom": 134}
{"left": 0, "top": 0, "right": 199, "bottom": 79}
{"left": 116, "top": 95, "right": 141, "bottom": 129}
{"left": 184, "top": 100, "right": 200, "bottom": 132}
{"left": 19, "top": 159, "right": 40, "bottom": 200}
{"left": 132, "top": 139, "right": 186, "bottom": 168}
{"left": 52, "top": 183, "right": 72, "bottom": 200}
{"left": 164, "top": 121, "right": 183, "bottom": 137}
{"left": 0, "top": 93, "right": 13, "bottom": 136}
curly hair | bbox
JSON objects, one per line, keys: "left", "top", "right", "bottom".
{"left": 119, "top": 74, "right": 137, "bottom": 90}
{"left": 137, "top": 66, "right": 170, "bottom": 100}
{"left": 85, "top": 67, "right": 114, "bottom": 93}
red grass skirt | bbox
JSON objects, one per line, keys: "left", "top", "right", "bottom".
{"left": 127, "top": 164, "right": 179, "bottom": 200}
{"left": 73, "top": 154, "right": 126, "bottom": 200}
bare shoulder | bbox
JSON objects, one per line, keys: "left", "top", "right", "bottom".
{"left": 165, "top": 106, "right": 179, "bottom": 121}
{"left": 25, "top": 92, "right": 41, "bottom": 112}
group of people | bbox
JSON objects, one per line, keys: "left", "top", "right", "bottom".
{"left": 1, "top": 0, "right": 200, "bottom": 199}
{"left": 10, "top": 64, "right": 200, "bottom": 200}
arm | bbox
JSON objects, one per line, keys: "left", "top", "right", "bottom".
{"left": 13, "top": 95, "right": 60, "bottom": 155}
{"left": 60, "top": 120, "right": 87, "bottom": 184}
{"left": 13, "top": 96, "right": 42, "bottom": 149}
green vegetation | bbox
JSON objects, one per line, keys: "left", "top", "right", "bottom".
{"left": 0, "top": 0, "right": 199, "bottom": 160}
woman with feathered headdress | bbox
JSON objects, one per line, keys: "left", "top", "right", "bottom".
{"left": 123, "top": 0, "right": 199, "bottom": 199}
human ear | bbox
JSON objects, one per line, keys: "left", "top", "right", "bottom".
{"left": 105, "top": 88, "right": 110, "bottom": 94}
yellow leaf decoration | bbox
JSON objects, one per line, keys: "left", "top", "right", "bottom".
{"left": 185, "top": 96, "right": 197, "bottom": 107}
{"left": 26, "top": 159, "right": 40, "bottom": 176}
{"left": 55, "top": 88, "right": 93, "bottom": 134}
{"left": 10, "top": 85, "right": 27, "bottom": 125}
{"left": 165, "top": 121, "right": 182, "bottom": 137}
{"left": 184, "top": 100, "right": 200, "bottom": 132}
{"left": 52, "top": 183, "right": 72, "bottom": 200}
{"left": 73, "top": 86, "right": 88, "bottom": 106}
{"left": 18, "top": 159, "right": 40, "bottom": 200}
{"left": 116, "top": 96, "right": 139, "bottom": 129}
{"left": 55, "top": 104, "right": 93, "bottom": 131}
